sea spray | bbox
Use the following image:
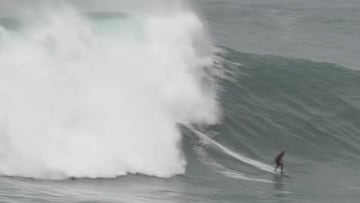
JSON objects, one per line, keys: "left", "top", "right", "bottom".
{"left": 0, "top": 3, "right": 220, "bottom": 179}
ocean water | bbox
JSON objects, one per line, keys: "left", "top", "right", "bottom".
{"left": 0, "top": 0, "right": 359, "bottom": 202}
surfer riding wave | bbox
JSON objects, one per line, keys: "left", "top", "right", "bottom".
{"left": 274, "top": 150, "right": 285, "bottom": 174}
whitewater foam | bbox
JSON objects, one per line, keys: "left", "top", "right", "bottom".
{"left": 0, "top": 3, "right": 220, "bottom": 179}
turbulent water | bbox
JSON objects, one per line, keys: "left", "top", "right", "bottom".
{"left": 0, "top": 0, "right": 360, "bottom": 202}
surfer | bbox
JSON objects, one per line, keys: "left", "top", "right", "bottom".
{"left": 274, "top": 150, "right": 285, "bottom": 174}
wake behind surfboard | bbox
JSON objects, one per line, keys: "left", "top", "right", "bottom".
{"left": 191, "top": 130, "right": 292, "bottom": 179}
{"left": 225, "top": 165, "right": 291, "bottom": 178}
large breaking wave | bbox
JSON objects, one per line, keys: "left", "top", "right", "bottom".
{"left": 0, "top": 2, "right": 220, "bottom": 179}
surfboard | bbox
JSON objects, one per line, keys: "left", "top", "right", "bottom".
{"left": 275, "top": 173, "right": 290, "bottom": 178}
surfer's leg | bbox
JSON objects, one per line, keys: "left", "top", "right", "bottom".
{"left": 280, "top": 163, "right": 284, "bottom": 174}
{"left": 274, "top": 161, "right": 280, "bottom": 172}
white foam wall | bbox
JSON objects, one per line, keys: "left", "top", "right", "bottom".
{"left": 0, "top": 3, "right": 220, "bottom": 179}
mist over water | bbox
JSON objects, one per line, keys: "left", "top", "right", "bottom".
{"left": 0, "top": 2, "right": 220, "bottom": 179}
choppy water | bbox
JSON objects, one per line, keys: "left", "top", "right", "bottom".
{"left": 0, "top": 0, "right": 359, "bottom": 202}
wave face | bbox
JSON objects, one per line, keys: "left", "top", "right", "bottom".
{"left": 179, "top": 48, "right": 360, "bottom": 195}
{"left": 0, "top": 3, "right": 220, "bottom": 179}
{"left": 209, "top": 48, "right": 360, "bottom": 170}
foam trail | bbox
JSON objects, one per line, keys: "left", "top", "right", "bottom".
{"left": 0, "top": 3, "right": 220, "bottom": 179}
{"left": 194, "top": 146, "right": 273, "bottom": 183}
{"left": 193, "top": 130, "right": 276, "bottom": 174}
